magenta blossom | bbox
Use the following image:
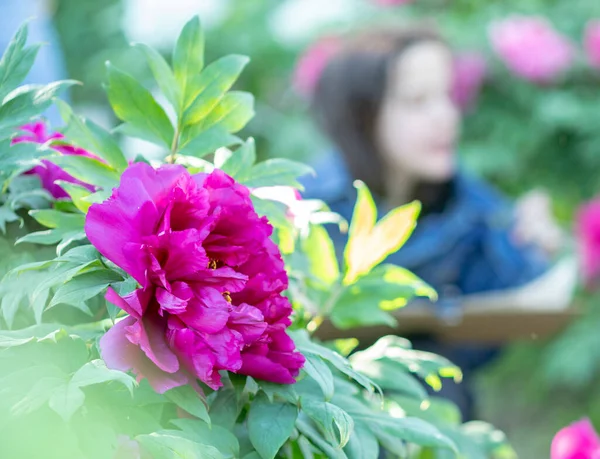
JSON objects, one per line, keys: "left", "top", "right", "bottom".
{"left": 293, "top": 36, "right": 341, "bottom": 98}
{"left": 86, "top": 163, "right": 304, "bottom": 392}
{"left": 12, "top": 121, "right": 99, "bottom": 199}
{"left": 551, "top": 419, "right": 600, "bottom": 459}
{"left": 576, "top": 198, "right": 600, "bottom": 286}
{"left": 584, "top": 21, "right": 600, "bottom": 69}
{"left": 452, "top": 52, "right": 487, "bottom": 111}
{"left": 489, "top": 16, "right": 573, "bottom": 83}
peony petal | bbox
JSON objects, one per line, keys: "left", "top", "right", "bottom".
{"left": 551, "top": 419, "right": 600, "bottom": 459}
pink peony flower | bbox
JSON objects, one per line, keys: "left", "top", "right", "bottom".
{"left": 551, "top": 419, "right": 600, "bottom": 459}
{"left": 576, "top": 198, "right": 600, "bottom": 286}
{"left": 293, "top": 37, "right": 342, "bottom": 98}
{"left": 12, "top": 121, "right": 99, "bottom": 199}
{"left": 452, "top": 52, "right": 487, "bottom": 111}
{"left": 584, "top": 20, "right": 600, "bottom": 69}
{"left": 86, "top": 163, "right": 304, "bottom": 393}
{"left": 489, "top": 16, "right": 573, "bottom": 83}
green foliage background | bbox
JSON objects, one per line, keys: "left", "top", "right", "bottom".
{"left": 42, "top": 0, "right": 600, "bottom": 456}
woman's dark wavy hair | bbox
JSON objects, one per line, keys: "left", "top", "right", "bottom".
{"left": 311, "top": 25, "right": 447, "bottom": 199}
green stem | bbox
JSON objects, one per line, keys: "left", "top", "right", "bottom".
{"left": 169, "top": 120, "right": 182, "bottom": 164}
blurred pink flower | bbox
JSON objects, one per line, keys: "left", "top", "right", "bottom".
{"left": 551, "top": 419, "right": 600, "bottom": 459}
{"left": 576, "top": 198, "right": 600, "bottom": 286}
{"left": 452, "top": 52, "right": 487, "bottom": 111}
{"left": 489, "top": 16, "right": 573, "bottom": 83}
{"left": 87, "top": 163, "right": 303, "bottom": 393}
{"left": 12, "top": 121, "right": 99, "bottom": 199}
{"left": 293, "top": 37, "right": 341, "bottom": 98}
{"left": 584, "top": 20, "right": 600, "bottom": 69}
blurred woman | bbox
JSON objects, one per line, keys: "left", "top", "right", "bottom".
{"left": 303, "top": 25, "right": 562, "bottom": 420}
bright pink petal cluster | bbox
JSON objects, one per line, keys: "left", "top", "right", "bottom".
{"left": 452, "top": 52, "right": 487, "bottom": 111}
{"left": 584, "top": 20, "right": 600, "bottom": 69}
{"left": 12, "top": 121, "right": 98, "bottom": 199}
{"left": 86, "top": 163, "right": 304, "bottom": 393}
{"left": 551, "top": 419, "right": 600, "bottom": 459}
{"left": 489, "top": 16, "right": 573, "bottom": 83}
{"left": 576, "top": 198, "right": 600, "bottom": 286}
{"left": 293, "top": 36, "right": 342, "bottom": 98}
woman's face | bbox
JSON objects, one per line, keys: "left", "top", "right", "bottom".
{"left": 375, "top": 41, "right": 460, "bottom": 183}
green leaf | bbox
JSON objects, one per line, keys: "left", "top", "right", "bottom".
{"left": 48, "top": 154, "right": 119, "bottom": 191}
{"left": 177, "top": 124, "right": 241, "bottom": 158}
{"left": 359, "top": 415, "right": 457, "bottom": 452}
{"left": 200, "top": 91, "right": 254, "bottom": 132}
{"left": 106, "top": 63, "right": 174, "bottom": 147}
{"left": 135, "top": 43, "right": 181, "bottom": 111}
{"left": 241, "top": 158, "right": 314, "bottom": 190}
{"left": 48, "top": 269, "right": 124, "bottom": 310}
{"left": 248, "top": 392, "right": 298, "bottom": 459}
{"left": 303, "top": 224, "right": 340, "bottom": 288}
{"left": 351, "top": 358, "right": 427, "bottom": 400}
{"left": 344, "top": 185, "right": 420, "bottom": 284}
{"left": 291, "top": 330, "right": 379, "bottom": 396}
{"left": 209, "top": 388, "right": 240, "bottom": 431}
{"left": 10, "top": 376, "right": 66, "bottom": 417}
{"left": 344, "top": 423, "right": 379, "bottom": 459}
{"left": 48, "top": 383, "right": 85, "bottom": 422}
{"left": 15, "top": 229, "right": 66, "bottom": 245}
{"left": 59, "top": 117, "right": 127, "bottom": 173}
{"left": 165, "top": 385, "right": 210, "bottom": 425}
{"left": 29, "top": 209, "right": 85, "bottom": 229}
{"left": 218, "top": 137, "right": 256, "bottom": 178}
{"left": 0, "top": 205, "right": 20, "bottom": 233}
{"left": 183, "top": 55, "right": 249, "bottom": 126}
{"left": 173, "top": 16, "right": 205, "bottom": 106}
{"left": 171, "top": 419, "right": 239, "bottom": 459}
{"left": 0, "top": 23, "right": 41, "bottom": 100}
{"left": 303, "top": 352, "right": 335, "bottom": 402}
{"left": 296, "top": 418, "right": 347, "bottom": 459}
{"left": 56, "top": 182, "right": 94, "bottom": 213}
{"left": 0, "top": 81, "right": 78, "bottom": 132}
{"left": 70, "top": 359, "right": 136, "bottom": 393}
{"left": 330, "top": 299, "right": 396, "bottom": 330}
{"left": 137, "top": 432, "right": 223, "bottom": 459}
{"left": 300, "top": 398, "right": 354, "bottom": 448}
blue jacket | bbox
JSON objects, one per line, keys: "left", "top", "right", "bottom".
{"left": 302, "top": 152, "right": 548, "bottom": 301}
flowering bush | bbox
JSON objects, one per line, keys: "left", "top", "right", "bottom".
{"left": 488, "top": 16, "right": 573, "bottom": 83}
{"left": 0, "top": 19, "right": 515, "bottom": 459}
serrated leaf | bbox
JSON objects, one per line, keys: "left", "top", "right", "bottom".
{"left": 71, "top": 359, "right": 136, "bottom": 393}
{"left": 106, "top": 63, "right": 174, "bottom": 147}
{"left": 303, "top": 352, "right": 335, "bottom": 401}
{"left": 177, "top": 124, "right": 241, "bottom": 158}
{"left": 248, "top": 392, "right": 298, "bottom": 459}
{"left": 241, "top": 158, "right": 314, "bottom": 190}
{"left": 48, "top": 383, "right": 85, "bottom": 422}
{"left": 136, "top": 43, "right": 181, "bottom": 111}
{"left": 173, "top": 16, "right": 205, "bottom": 106}
{"left": 183, "top": 55, "right": 249, "bottom": 126}
{"left": 165, "top": 385, "right": 210, "bottom": 425}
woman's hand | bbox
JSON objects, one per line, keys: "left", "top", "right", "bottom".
{"left": 513, "top": 189, "right": 564, "bottom": 255}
